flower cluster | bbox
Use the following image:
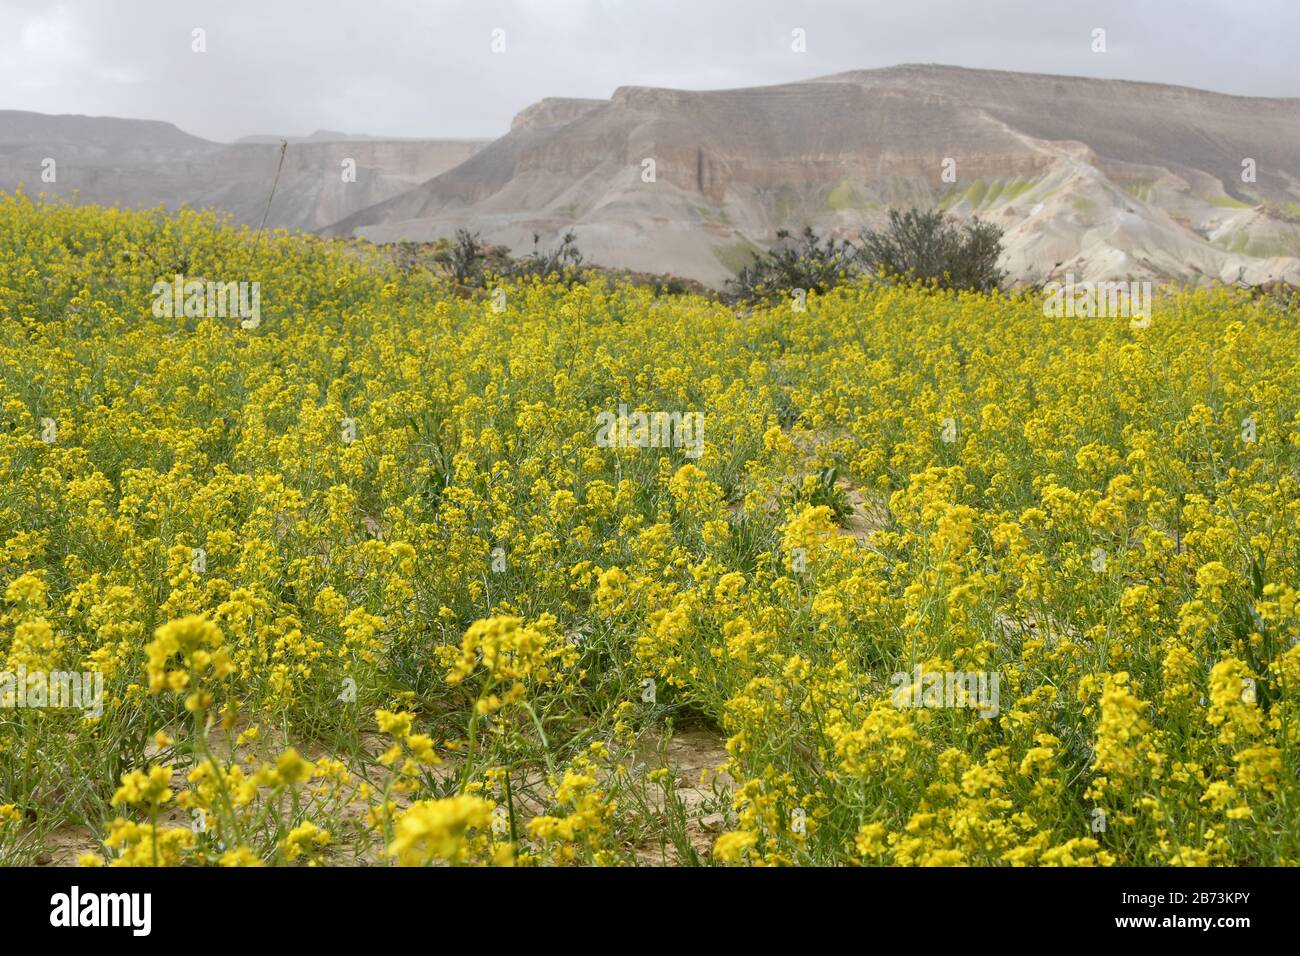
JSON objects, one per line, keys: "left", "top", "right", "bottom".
{"left": 2, "top": 193, "right": 1299, "bottom": 866}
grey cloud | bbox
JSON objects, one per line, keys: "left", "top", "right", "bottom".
{"left": 0, "top": 0, "right": 1294, "bottom": 142}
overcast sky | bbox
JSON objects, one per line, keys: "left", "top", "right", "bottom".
{"left": 1, "top": 0, "right": 1296, "bottom": 142}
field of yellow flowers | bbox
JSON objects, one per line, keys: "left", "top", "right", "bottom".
{"left": 1, "top": 191, "right": 1298, "bottom": 867}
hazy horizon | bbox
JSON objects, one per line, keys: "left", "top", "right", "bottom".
{"left": 2, "top": 0, "right": 1298, "bottom": 142}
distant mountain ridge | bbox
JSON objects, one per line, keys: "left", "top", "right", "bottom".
{"left": 0, "top": 110, "right": 210, "bottom": 148}
{"left": 326, "top": 64, "right": 1300, "bottom": 286}
{"left": 4, "top": 64, "right": 1300, "bottom": 285}
{"left": 235, "top": 130, "right": 484, "bottom": 144}
{"left": 0, "top": 111, "right": 486, "bottom": 233}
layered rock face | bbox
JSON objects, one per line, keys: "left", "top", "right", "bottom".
{"left": 328, "top": 65, "right": 1300, "bottom": 286}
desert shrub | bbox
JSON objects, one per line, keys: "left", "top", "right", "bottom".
{"left": 731, "top": 226, "right": 862, "bottom": 301}
{"left": 860, "top": 208, "right": 1006, "bottom": 292}
{"left": 733, "top": 210, "right": 1005, "bottom": 301}
{"left": 435, "top": 228, "right": 488, "bottom": 285}
{"left": 511, "top": 231, "right": 584, "bottom": 282}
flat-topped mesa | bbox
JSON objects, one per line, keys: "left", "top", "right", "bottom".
{"left": 510, "top": 97, "right": 606, "bottom": 132}
{"left": 608, "top": 86, "right": 703, "bottom": 110}
{"left": 319, "top": 64, "right": 1300, "bottom": 287}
